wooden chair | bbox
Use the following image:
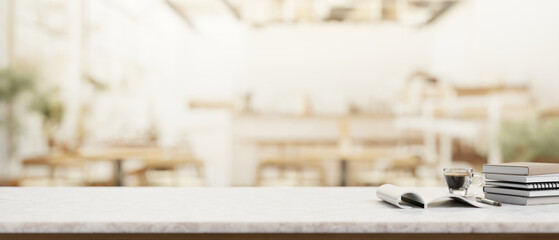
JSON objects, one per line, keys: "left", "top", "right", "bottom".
{"left": 130, "top": 156, "right": 205, "bottom": 186}
{"left": 82, "top": 159, "right": 118, "bottom": 186}
{"left": 19, "top": 154, "right": 86, "bottom": 186}
{"left": 253, "top": 140, "right": 332, "bottom": 186}
{"left": 256, "top": 157, "right": 326, "bottom": 186}
{"left": 347, "top": 150, "right": 421, "bottom": 187}
{"left": 19, "top": 156, "right": 52, "bottom": 186}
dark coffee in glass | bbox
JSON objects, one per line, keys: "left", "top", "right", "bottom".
{"left": 443, "top": 168, "right": 483, "bottom": 196}
{"left": 444, "top": 172, "right": 469, "bottom": 189}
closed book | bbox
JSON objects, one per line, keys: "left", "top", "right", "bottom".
{"left": 483, "top": 162, "right": 559, "bottom": 175}
{"left": 483, "top": 186, "right": 559, "bottom": 197}
{"left": 484, "top": 192, "right": 559, "bottom": 206}
{"left": 485, "top": 181, "right": 559, "bottom": 190}
{"left": 484, "top": 173, "right": 559, "bottom": 183}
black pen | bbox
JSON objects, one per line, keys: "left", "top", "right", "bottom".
{"left": 476, "top": 197, "right": 502, "bottom": 206}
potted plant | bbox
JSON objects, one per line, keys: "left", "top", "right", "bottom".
{"left": 0, "top": 68, "right": 35, "bottom": 159}
{"left": 29, "top": 88, "right": 65, "bottom": 151}
{"left": 500, "top": 118, "right": 559, "bottom": 163}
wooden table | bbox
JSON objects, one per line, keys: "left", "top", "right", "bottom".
{"left": 253, "top": 139, "right": 410, "bottom": 186}
{"left": 77, "top": 147, "right": 163, "bottom": 186}
{"left": 31, "top": 148, "right": 187, "bottom": 186}
{"left": 1, "top": 187, "right": 558, "bottom": 239}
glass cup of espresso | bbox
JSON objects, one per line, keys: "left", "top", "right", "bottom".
{"left": 443, "top": 168, "right": 484, "bottom": 196}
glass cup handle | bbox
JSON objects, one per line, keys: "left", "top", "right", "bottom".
{"left": 470, "top": 172, "right": 484, "bottom": 187}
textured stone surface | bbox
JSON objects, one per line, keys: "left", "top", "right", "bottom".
{"left": 0, "top": 187, "right": 558, "bottom": 233}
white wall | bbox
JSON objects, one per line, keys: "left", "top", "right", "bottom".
{"left": 0, "top": 0, "right": 9, "bottom": 181}
{"left": 0, "top": 0, "right": 7, "bottom": 67}
{"left": 428, "top": 0, "right": 559, "bottom": 107}
{"left": 239, "top": 24, "right": 435, "bottom": 114}
{"left": 239, "top": 0, "right": 559, "bottom": 111}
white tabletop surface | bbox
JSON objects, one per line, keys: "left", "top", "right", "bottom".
{"left": 1, "top": 187, "right": 558, "bottom": 234}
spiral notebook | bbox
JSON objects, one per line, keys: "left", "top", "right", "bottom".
{"left": 485, "top": 181, "right": 559, "bottom": 189}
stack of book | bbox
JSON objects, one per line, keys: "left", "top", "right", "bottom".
{"left": 482, "top": 162, "right": 559, "bottom": 205}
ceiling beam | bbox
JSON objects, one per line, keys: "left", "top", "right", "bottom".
{"left": 220, "top": 0, "right": 241, "bottom": 21}
{"left": 165, "top": 0, "right": 196, "bottom": 30}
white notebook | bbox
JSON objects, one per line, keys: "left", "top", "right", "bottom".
{"left": 484, "top": 173, "right": 559, "bottom": 183}
{"left": 483, "top": 162, "right": 559, "bottom": 175}
{"left": 376, "top": 184, "right": 487, "bottom": 208}
{"left": 484, "top": 192, "right": 559, "bottom": 205}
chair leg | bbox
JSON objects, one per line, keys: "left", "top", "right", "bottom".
{"left": 296, "top": 165, "right": 304, "bottom": 186}
{"left": 255, "top": 165, "right": 266, "bottom": 186}
{"left": 196, "top": 166, "right": 206, "bottom": 186}
{"left": 318, "top": 165, "right": 326, "bottom": 186}
{"left": 173, "top": 168, "right": 180, "bottom": 186}
{"left": 138, "top": 169, "right": 147, "bottom": 186}
{"left": 48, "top": 165, "right": 55, "bottom": 186}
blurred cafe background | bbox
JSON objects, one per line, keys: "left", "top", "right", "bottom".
{"left": 0, "top": 0, "right": 558, "bottom": 187}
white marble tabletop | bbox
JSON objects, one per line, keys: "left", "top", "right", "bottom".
{"left": 0, "top": 187, "right": 558, "bottom": 234}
